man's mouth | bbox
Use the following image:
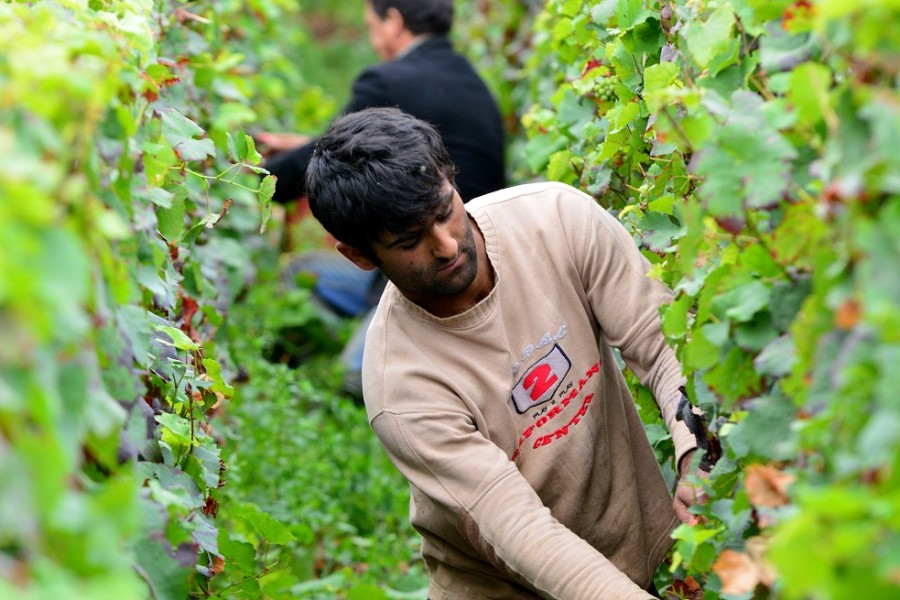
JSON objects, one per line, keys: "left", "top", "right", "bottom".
{"left": 437, "top": 254, "right": 462, "bottom": 273}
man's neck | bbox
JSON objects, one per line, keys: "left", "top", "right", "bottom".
{"left": 391, "top": 33, "right": 432, "bottom": 61}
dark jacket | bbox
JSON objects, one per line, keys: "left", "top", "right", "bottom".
{"left": 265, "top": 35, "right": 506, "bottom": 203}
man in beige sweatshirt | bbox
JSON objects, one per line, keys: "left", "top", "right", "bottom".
{"left": 305, "top": 107, "right": 711, "bottom": 599}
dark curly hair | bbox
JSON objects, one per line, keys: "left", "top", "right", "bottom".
{"left": 306, "top": 107, "right": 458, "bottom": 254}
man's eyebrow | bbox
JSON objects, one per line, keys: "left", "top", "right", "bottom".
{"left": 384, "top": 229, "right": 422, "bottom": 249}
{"left": 382, "top": 188, "right": 456, "bottom": 249}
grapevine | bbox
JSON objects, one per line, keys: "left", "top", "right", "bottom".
{"left": 499, "top": 0, "right": 900, "bottom": 597}
{"left": 3, "top": 0, "right": 898, "bottom": 598}
{"left": 594, "top": 75, "right": 619, "bottom": 102}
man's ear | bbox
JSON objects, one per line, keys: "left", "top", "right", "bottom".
{"left": 336, "top": 241, "right": 378, "bottom": 271}
{"left": 383, "top": 7, "right": 408, "bottom": 38}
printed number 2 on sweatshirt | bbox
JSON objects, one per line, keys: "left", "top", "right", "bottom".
{"left": 511, "top": 345, "right": 571, "bottom": 414}
{"left": 510, "top": 356, "right": 602, "bottom": 461}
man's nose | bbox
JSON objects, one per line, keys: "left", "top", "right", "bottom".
{"left": 430, "top": 222, "right": 458, "bottom": 259}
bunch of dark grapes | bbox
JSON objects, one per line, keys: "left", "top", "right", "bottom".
{"left": 595, "top": 76, "right": 618, "bottom": 102}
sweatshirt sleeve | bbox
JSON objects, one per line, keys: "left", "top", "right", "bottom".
{"left": 371, "top": 407, "right": 656, "bottom": 600}
{"left": 561, "top": 189, "right": 696, "bottom": 467}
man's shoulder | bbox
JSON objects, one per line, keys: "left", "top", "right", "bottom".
{"left": 399, "top": 35, "right": 461, "bottom": 63}
{"left": 376, "top": 37, "right": 472, "bottom": 77}
{"left": 467, "top": 181, "right": 591, "bottom": 214}
{"left": 467, "top": 182, "right": 612, "bottom": 264}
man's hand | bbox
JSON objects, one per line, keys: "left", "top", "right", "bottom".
{"left": 673, "top": 449, "right": 709, "bottom": 525}
{"left": 254, "top": 131, "right": 312, "bottom": 156}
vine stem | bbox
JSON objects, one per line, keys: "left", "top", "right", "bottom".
{"left": 657, "top": 106, "right": 696, "bottom": 154}
{"left": 188, "top": 352, "right": 197, "bottom": 449}
{"left": 134, "top": 563, "right": 160, "bottom": 600}
{"left": 175, "top": 164, "right": 265, "bottom": 194}
{"left": 212, "top": 561, "right": 284, "bottom": 596}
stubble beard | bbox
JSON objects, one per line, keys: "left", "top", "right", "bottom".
{"left": 430, "top": 226, "right": 478, "bottom": 296}
{"left": 402, "top": 218, "right": 479, "bottom": 298}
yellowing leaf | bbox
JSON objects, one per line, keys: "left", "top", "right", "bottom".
{"left": 713, "top": 549, "right": 760, "bottom": 595}
{"left": 201, "top": 358, "right": 235, "bottom": 398}
{"left": 745, "top": 536, "right": 779, "bottom": 586}
{"left": 745, "top": 463, "right": 795, "bottom": 508}
{"left": 153, "top": 324, "right": 200, "bottom": 352}
{"left": 834, "top": 298, "right": 862, "bottom": 330}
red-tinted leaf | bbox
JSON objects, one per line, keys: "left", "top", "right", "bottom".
{"left": 667, "top": 575, "right": 704, "bottom": 599}
{"left": 834, "top": 298, "right": 861, "bottom": 330}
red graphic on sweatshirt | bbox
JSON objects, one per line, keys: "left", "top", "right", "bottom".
{"left": 511, "top": 345, "right": 571, "bottom": 414}
{"left": 524, "top": 364, "right": 558, "bottom": 401}
{"left": 510, "top": 361, "right": 601, "bottom": 460}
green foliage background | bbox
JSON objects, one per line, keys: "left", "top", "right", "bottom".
{"left": 0, "top": 0, "right": 419, "bottom": 598}
{"left": 505, "top": 0, "right": 900, "bottom": 598}
{"left": 1, "top": 0, "right": 898, "bottom": 599}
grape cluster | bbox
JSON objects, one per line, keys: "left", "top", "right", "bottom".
{"left": 595, "top": 76, "right": 618, "bottom": 102}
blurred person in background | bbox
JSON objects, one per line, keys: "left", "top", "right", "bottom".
{"left": 259, "top": 0, "right": 506, "bottom": 397}
{"left": 259, "top": 0, "right": 505, "bottom": 204}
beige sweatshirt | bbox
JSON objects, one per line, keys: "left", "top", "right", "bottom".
{"left": 362, "top": 182, "right": 696, "bottom": 599}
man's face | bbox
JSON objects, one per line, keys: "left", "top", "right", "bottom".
{"left": 365, "top": 3, "right": 393, "bottom": 61}
{"left": 369, "top": 185, "right": 479, "bottom": 304}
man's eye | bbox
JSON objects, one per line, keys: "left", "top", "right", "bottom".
{"left": 436, "top": 207, "right": 453, "bottom": 222}
{"left": 400, "top": 238, "right": 420, "bottom": 250}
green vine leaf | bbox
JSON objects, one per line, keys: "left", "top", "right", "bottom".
{"left": 615, "top": 0, "right": 653, "bottom": 30}
{"left": 153, "top": 324, "right": 200, "bottom": 352}
{"left": 159, "top": 107, "right": 216, "bottom": 162}
{"left": 157, "top": 188, "right": 186, "bottom": 241}
{"left": 227, "top": 130, "right": 263, "bottom": 165}
{"left": 156, "top": 412, "right": 197, "bottom": 449}
{"left": 258, "top": 174, "right": 276, "bottom": 233}
{"left": 243, "top": 511, "right": 297, "bottom": 545}
{"left": 788, "top": 62, "right": 834, "bottom": 126}
{"left": 201, "top": 357, "right": 235, "bottom": 397}
{"left": 685, "top": 3, "right": 736, "bottom": 70}
{"left": 639, "top": 211, "right": 682, "bottom": 252}
{"left": 695, "top": 93, "right": 797, "bottom": 216}
{"left": 643, "top": 62, "right": 682, "bottom": 113}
